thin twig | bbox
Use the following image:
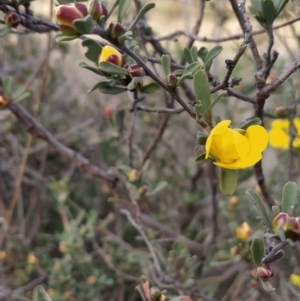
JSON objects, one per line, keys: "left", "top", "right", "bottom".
{"left": 288, "top": 98, "right": 299, "bottom": 181}
{"left": 135, "top": 105, "right": 185, "bottom": 114}
{"left": 180, "top": 0, "right": 206, "bottom": 65}
{"left": 151, "top": 16, "right": 300, "bottom": 43}
{"left": 142, "top": 114, "right": 170, "bottom": 165}
{"left": 8, "top": 103, "right": 118, "bottom": 184}
{"left": 120, "top": 209, "right": 163, "bottom": 274}
{"left": 93, "top": 238, "right": 139, "bottom": 282}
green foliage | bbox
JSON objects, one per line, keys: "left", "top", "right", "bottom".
{"left": 246, "top": 189, "right": 273, "bottom": 230}
{"left": 219, "top": 168, "right": 238, "bottom": 196}
{"left": 281, "top": 181, "right": 298, "bottom": 215}
{"left": 193, "top": 68, "right": 212, "bottom": 125}
{"left": 251, "top": 238, "right": 265, "bottom": 266}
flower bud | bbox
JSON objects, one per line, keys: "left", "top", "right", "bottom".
{"left": 104, "top": 106, "right": 114, "bottom": 119}
{"left": 128, "top": 77, "right": 143, "bottom": 90}
{"left": 127, "top": 64, "right": 145, "bottom": 78}
{"left": 54, "top": 3, "right": 88, "bottom": 36}
{"left": 138, "top": 185, "right": 148, "bottom": 196}
{"left": 275, "top": 106, "right": 287, "bottom": 118}
{"left": 0, "top": 95, "right": 9, "bottom": 107}
{"left": 272, "top": 212, "right": 300, "bottom": 241}
{"left": 4, "top": 12, "right": 20, "bottom": 28}
{"left": 150, "top": 287, "right": 162, "bottom": 301}
{"left": 98, "top": 46, "right": 123, "bottom": 67}
{"left": 230, "top": 246, "right": 240, "bottom": 257}
{"left": 87, "top": 0, "right": 107, "bottom": 22}
{"left": 86, "top": 275, "right": 97, "bottom": 285}
{"left": 272, "top": 212, "right": 289, "bottom": 232}
{"left": 108, "top": 21, "right": 126, "bottom": 38}
{"left": 166, "top": 74, "right": 178, "bottom": 87}
{"left": 27, "top": 252, "right": 38, "bottom": 265}
{"left": 236, "top": 222, "right": 251, "bottom": 241}
{"left": 256, "top": 264, "right": 274, "bottom": 281}
{"left": 126, "top": 169, "right": 139, "bottom": 182}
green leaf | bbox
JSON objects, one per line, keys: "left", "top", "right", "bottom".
{"left": 259, "top": 279, "right": 275, "bottom": 291}
{"left": 275, "top": 0, "right": 289, "bottom": 17}
{"left": 251, "top": 238, "right": 264, "bottom": 266}
{"left": 79, "top": 62, "right": 105, "bottom": 76}
{"left": 194, "top": 152, "right": 207, "bottom": 164}
{"left": 118, "top": 0, "right": 132, "bottom": 22}
{"left": 88, "top": 81, "right": 128, "bottom": 94}
{"left": 82, "top": 38, "right": 102, "bottom": 63}
{"left": 98, "top": 62, "right": 128, "bottom": 75}
{"left": 55, "top": 33, "right": 78, "bottom": 43}
{"left": 204, "top": 46, "right": 223, "bottom": 71}
{"left": 140, "top": 82, "right": 161, "bottom": 94}
{"left": 262, "top": 0, "right": 276, "bottom": 26}
{"left": 193, "top": 69, "right": 212, "bottom": 125}
{"left": 281, "top": 181, "right": 298, "bottom": 215}
{"left": 146, "top": 181, "right": 168, "bottom": 197}
{"left": 246, "top": 189, "right": 272, "bottom": 230}
{"left": 272, "top": 205, "right": 280, "bottom": 217}
{"left": 161, "top": 54, "right": 171, "bottom": 76}
{"left": 196, "top": 133, "right": 208, "bottom": 145}
{"left": 183, "top": 48, "right": 193, "bottom": 64}
{"left": 127, "top": 3, "right": 155, "bottom": 31}
{"left": 190, "top": 46, "right": 198, "bottom": 62}
{"left": 73, "top": 15, "right": 93, "bottom": 34}
{"left": 239, "top": 117, "right": 262, "bottom": 130}
{"left": 3, "top": 76, "right": 13, "bottom": 96}
{"left": 0, "top": 25, "right": 10, "bottom": 38}
{"left": 198, "top": 47, "right": 208, "bottom": 61}
{"left": 11, "top": 85, "right": 30, "bottom": 102}
{"left": 177, "top": 73, "right": 193, "bottom": 87}
{"left": 183, "top": 61, "right": 201, "bottom": 75}
{"left": 219, "top": 168, "right": 237, "bottom": 196}
{"left": 118, "top": 31, "right": 133, "bottom": 43}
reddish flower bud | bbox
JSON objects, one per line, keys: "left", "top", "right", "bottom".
{"left": 87, "top": 0, "right": 107, "bottom": 22}
{"left": 127, "top": 64, "right": 145, "bottom": 78}
{"left": 54, "top": 3, "right": 88, "bottom": 36}
{"left": 98, "top": 46, "right": 123, "bottom": 67}
{"left": 108, "top": 21, "right": 126, "bottom": 38}
{"left": 138, "top": 185, "right": 148, "bottom": 196}
{"left": 272, "top": 212, "right": 289, "bottom": 232}
{"left": 5, "top": 12, "right": 20, "bottom": 28}
{"left": 0, "top": 95, "right": 9, "bottom": 107}
{"left": 166, "top": 74, "right": 178, "bottom": 87}
{"left": 275, "top": 106, "right": 287, "bottom": 118}
{"left": 256, "top": 264, "right": 274, "bottom": 281}
{"left": 104, "top": 106, "right": 114, "bottom": 119}
{"left": 272, "top": 213, "right": 300, "bottom": 241}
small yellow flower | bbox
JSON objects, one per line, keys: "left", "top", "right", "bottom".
{"left": 269, "top": 118, "right": 300, "bottom": 149}
{"left": 236, "top": 222, "right": 252, "bottom": 241}
{"left": 290, "top": 273, "right": 300, "bottom": 287}
{"left": 205, "top": 120, "right": 268, "bottom": 169}
{"left": 98, "top": 46, "right": 123, "bottom": 67}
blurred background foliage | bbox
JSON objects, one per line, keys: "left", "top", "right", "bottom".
{"left": 1, "top": 0, "right": 300, "bottom": 300}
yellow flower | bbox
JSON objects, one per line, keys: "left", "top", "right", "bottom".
{"left": 290, "top": 273, "right": 300, "bottom": 287}
{"left": 269, "top": 118, "right": 300, "bottom": 149}
{"left": 205, "top": 120, "right": 268, "bottom": 169}
{"left": 98, "top": 46, "right": 123, "bottom": 67}
{"left": 236, "top": 222, "right": 252, "bottom": 241}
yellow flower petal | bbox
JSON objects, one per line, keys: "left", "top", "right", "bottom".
{"left": 205, "top": 120, "right": 231, "bottom": 159}
{"left": 268, "top": 119, "right": 290, "bottom": 149}
{"left": 214, "top": 152, "right": 262, "bottom": 169}
{"left": 290, "top": 273, "right": 300, "bottom": 287}
{"left": 245, "top": 125, "right": 269, "bottom": 153}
